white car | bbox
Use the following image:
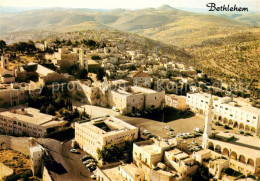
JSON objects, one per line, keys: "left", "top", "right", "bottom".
{"left": 90, "top": 175, "right": 96, "bottom": 180}
{"left": 194, "top": 127, "right": 202, "bottom": 133}
{"left": 112, "top": 106, "right": 120, "bottom": 112}
{"left": 70, "top": 149, "right": 79, "bottom": 154}
{"left": 191, "top": 141, "right": 198, "bottom": 145}
{"left": 186, "top": 132, "right": 193, "bottom": 138}
{"left": 136, "top": 112, "right": 141, "bottom": 116}
{"left": 86, "top": 162, "right": 97, "bottom": 167}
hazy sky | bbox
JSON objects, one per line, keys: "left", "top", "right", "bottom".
{"left": 0, "top": 0, "right": 259, "bottom": 11}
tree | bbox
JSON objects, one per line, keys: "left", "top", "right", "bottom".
{"left": 75, "top": 69, "right": 88, "bottom": 79}
{"left": 97, "top": 68, "right": 105, "bottom": 81}
{"left": 0, "top": 40, "right": 6, "bottom": 51}
{"left": 40, "top": 105, "right": 47, "bottom": 113}
{"left": 46, "top": 104, "right": 55, "bottom": 115}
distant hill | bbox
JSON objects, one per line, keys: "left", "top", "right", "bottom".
{"left": 220, "top": 13, "right": 260, "bottom": 26}
{"left": 1, "top": 5, "right": 258, "bottom": 47}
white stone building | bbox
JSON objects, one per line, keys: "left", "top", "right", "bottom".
{"left": 95, "top": 163, "right": 144, "bottom": 181}
{"left": 132, "top": 71, "right": 151, "bottom": 88}
{"left": 75, "top": 116, "right": 138, "bottom": 159}
{"left": 196, "top": 95, "right": 260, "bottom": 179}
{"left": 186, "top": 93, "right": 260, "bottom": 133}
{"left": 0, "top": 107, "right": 68, "bottom": 137}
{"left": 165, "top": 94, "right": 187, "bottom": 110}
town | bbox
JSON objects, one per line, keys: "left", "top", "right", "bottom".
{"left": 0, "top": 32, "right": 259, "bottom": 181}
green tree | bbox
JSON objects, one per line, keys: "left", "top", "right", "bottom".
{"left": 97, "top": 68, "right": 105, "bottom": 81}
{"left": 46, "top": 104, "right": 55, "bottom": 115}
{"left": 0, "top": 40, "right": 6, "bottom": 51}
{"left": 40, "top": 105, "right": 47, "bottom": 113}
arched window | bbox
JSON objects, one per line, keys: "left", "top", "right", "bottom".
{"left": 238, "top": 155, "right": 246, "bottom": 164}
{"left": 223, "top": 148, "right": 229, "bottom": 156}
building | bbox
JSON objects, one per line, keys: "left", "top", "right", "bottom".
{"left": 79, "top": 48, "right": 88, "bottom": 70}
{"left": 186, "top": 93, "right": 260, "bottom": 134}
{"left": 75, "top": 116, "right": 138, "bottom": 159}
{"left": 34, "top": 63, "right": 65, "bottom": 85}
{"left": 133, "top": 71, "right": 151, "bottom": 88}
{"left": 74, "top": 82, "right": 165, "bottom": 115}
{"left": 165, "top": 94, "right": 187, "bottom": 110}
{"left": 133, "top": 140, "right": 171, "bottom": 180}
{"left": 1, "top": 54, "right": 9, "bottom": 70}
{"left": 0, "top": 107, "right": 68, "bottom": 137}
{"left": 96, "top": 163, "right": 145, "bottom": 181}
{"left": 108, "top": 86, "right": 165, "bottom": 114}
{"left": 195, "top": 95, "right": 260, "bottom": 179}
{"left": 164, "top": 148, "right": 198, "bottom": 178}
{"left": 0, "top": 54, "right": 15, "bottom": 83}
{"left": 0, "top": 88, "right": 27, "bottom": 108}
{"left": 0, "top": 67, "right": 15, "bottom": 83}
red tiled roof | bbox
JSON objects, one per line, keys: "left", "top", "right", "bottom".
{"left": 133, "top": 71, "right": 150, "bottom": 78}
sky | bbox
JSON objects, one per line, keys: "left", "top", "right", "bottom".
{"left": 0, "top": 0, "right": 259, "bottom": 11}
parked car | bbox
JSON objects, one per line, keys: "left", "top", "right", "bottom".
{"left": 90, "top": 175, "right": 96, "bottom": 180}
{"left": 136, "top": 112, "right": 141, "bottom": 116}
{"left": 193, "top": 127, "right": 202, "bottom": 133}
{"left": 191, "top": 141, "right": 198, "bottom": 145}
{"left": 112, "top": 106, "right": 120, "bottom": 112}
{"left": 70, "top": 149, "right": 79, "bottom": 154}
{"left": 86, "top": 162, "right": 97, "bottom": 167}
{"left": 186, "top": 132, "right": 193, "bottom": 138}
{"left": 88, "top": 166, "right": 96, "bottom": 172}
{"left": 81, "top": 155, "right": 92, "bottom": 162}
{"left": 164, "top": 126, "right": 174, "bottom": 131}
{"left": 83, "top": 159, "right": 95, "bottom": 165}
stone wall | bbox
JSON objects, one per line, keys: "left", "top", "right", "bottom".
{"left": 0, "top": 135, "right": 30, "bottom": 155}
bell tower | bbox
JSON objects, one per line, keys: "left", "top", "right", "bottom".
{"left": 202, "top": 94, "right": 213, "bottom": 149}
{"left": 1, "top": 53, "right": 9, "bottom": 70}
{"left": 79, "top": 48, "right": 88, "bottom": 71}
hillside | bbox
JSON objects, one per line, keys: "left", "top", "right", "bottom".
{"left": 188, "top": 29, "right": 260, "bottom": 81}
{"left": 1, "top": 6, "right": 257, "bottom": 47}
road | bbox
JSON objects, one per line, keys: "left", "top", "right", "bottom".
{"left": 37, "top": 138, "right": 92, "bottom": 181}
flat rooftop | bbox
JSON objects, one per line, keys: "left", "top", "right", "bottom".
{"left": 79, "top": 116, "right": 137, "bottom": 136}
{"left": 209, "top": 132, "right": 260, "bottom": 159}
{"left": 166, "top": 149, "right": 189, "bottom": 160}
{"left": 188, "top": 93, "right": 260, "bottom": 115}
{"left": 135, "top": 140, "right": 170, "bottom": 155}
{"left": 120, "top": 164, "right": 143, "bottom": 178}
{"left": 101, "top": 166, "right": 126, "bottom": 181}
{"left": 0, "top": 107, "right": 67, "bottom": 128}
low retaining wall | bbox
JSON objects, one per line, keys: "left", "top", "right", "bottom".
{"left": 0, "top": 135, "right": 30, "bottom": 156}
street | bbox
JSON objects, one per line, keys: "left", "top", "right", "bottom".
{"left": 37, "top": 138, "right": 92, "bottom": 181}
